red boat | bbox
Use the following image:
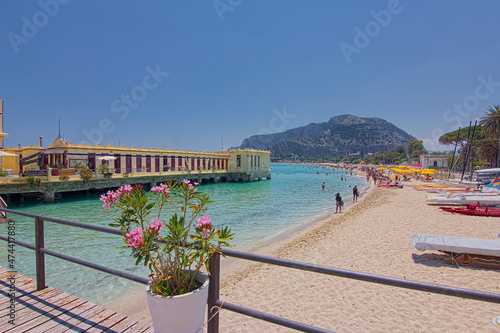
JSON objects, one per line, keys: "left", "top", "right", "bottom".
{"left": 440, "top": 203, "right": 500, "bottom": 217}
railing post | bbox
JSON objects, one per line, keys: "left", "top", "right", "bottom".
{"left": 35, "top": 216, "right": 46, "bottom": 291}
{"left": 207, "top": 252, "right": 221, "bottom": 333}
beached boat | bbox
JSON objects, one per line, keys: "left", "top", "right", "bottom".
{"left": 439, "top": 204, "right": 500, "bottom": 217}
{"left": 432, "top": 196, "right": 500, "bottom": 206}
{"left": 415, "top": 186, "right": 479, "bottom": 193}
{"left": 426, "top": 192, "right": 500, "bottom": 204}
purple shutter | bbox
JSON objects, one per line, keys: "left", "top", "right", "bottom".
{"left": 126, "top": 155, "right": 132, "bottom": 173}
{"left": 136, "top": 155, "right": 142, "bottom": 171}
{"left": 114, "top": 154, "right": 121, "bottom": 173}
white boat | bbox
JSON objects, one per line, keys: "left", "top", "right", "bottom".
{"left": 475, "top": 168, "right": 500, "bottom": 185}
{"left": 426, "top": 192, "right": 500, "bottom": 203}
{"left": 432, "top": 195, "right": 500, "bottom": 206}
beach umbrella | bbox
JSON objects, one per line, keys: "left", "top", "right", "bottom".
{"left": 421, "top": 170, "right": 435, "bottom": 175}
{"left": 0, "top": 151, "right": 18, "bottom": 156}
{"left": 97, "top": 156, "right": 117, "bottom": 161}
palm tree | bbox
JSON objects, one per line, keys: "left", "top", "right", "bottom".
{"left": 479, "top": 105, "right": 500, "bottom": 167}
{"left": 476, "top": 139, "right": 498, "bottom": 166}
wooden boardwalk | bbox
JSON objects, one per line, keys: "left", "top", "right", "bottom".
{"left": 0, "top": 267, "right": 153, "bottom": 332}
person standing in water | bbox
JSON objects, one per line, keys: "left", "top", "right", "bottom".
{"left": 335, "top": 193, "right": 343, "bottom": 213}
{"left": 353, "top": 186, "right": 359, "bottom": 202}
{"left": 322, "top": 182, "right": 325, "bottom": 190}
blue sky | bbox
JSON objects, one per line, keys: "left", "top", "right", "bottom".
{"left": 2, "top": 0, "right": 499, "bottom": 152}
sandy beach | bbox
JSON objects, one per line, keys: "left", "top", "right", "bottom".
{"left": 108, "top": 179, "right": 500, "bottom": 332}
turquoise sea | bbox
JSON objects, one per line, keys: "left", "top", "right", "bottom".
{"left": 0, "top": 164, "right": 365, "bottom": 305}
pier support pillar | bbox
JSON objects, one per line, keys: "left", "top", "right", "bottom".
{"left": 44, "top": 187, "right": 55, "bottom": 203}
{"left": 248, "top": 176, "right": 253, "bottom": 182}
{"left": 258, "top": 177, "right": 262, "bottom": 181}
{"left": 213, "top": 177, "right": 219, "bottom": 183}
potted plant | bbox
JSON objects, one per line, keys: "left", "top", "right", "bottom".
{"left": 100, "top": 180, "right": 234, "bottom": 332}
{"left": 27, "top": 176, "right": 41, "bottom": 186}
{"left": 59, "top": 175, "right": 69, "bottom": 181}
{"left": 122, "top": 173, "right": 129, "bottom": 178}
{"left": 80, "top": 169, "right": 93, "bottom": 184}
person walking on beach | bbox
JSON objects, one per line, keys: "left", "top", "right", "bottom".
{"left": 335, "top": 193, "right": 343, "bottom": 213}
{"left": 353, "top": 186, "right": 359, "bottom": 202}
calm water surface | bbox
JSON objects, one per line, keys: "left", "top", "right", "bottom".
{"left": 0, "top": 164, "right": 365, "bottom": 305}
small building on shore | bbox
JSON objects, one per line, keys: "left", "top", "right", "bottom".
{"left": 419, "top": 154, "right": 448, "bottom": 169}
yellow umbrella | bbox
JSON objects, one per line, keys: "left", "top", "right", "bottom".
{"left": 421, "top": 170, "right": 435, "bottom": 175}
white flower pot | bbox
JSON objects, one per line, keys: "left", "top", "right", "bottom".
{"left": 146, "top": 271, "right": 209, "bottom": 333}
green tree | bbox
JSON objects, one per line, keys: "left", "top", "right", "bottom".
{"left": 438, "top": 125, "right": 484, "bottom": 148}
{"left": 479, "top": 105, "right": 500, "bottom": 167}
{"left": 407, "top": 139, "right": 428, "bottom": 160}
{"left": 395, "top": 145, "right": 407, "bottom": 154}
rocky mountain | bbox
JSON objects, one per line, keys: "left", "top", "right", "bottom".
{"left": 238, "top": 114, "right": 415, "bottom": 160}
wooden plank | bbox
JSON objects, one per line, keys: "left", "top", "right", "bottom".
{"left": 103, "top": 316, "right": 140, "bottom": 333}
{"left": 21, "top": 301, "right": 97, "bottom": 332}
{"left": 4, "top": 296, "right": 85, "bottom": 333}
{"left": 1, "top": 294, "right": 81, "bottom": 332}
{"left": 123, "top": 321, "right": 153, "bottom": 332}
{"left": 0, "top": 281, "right": 37, "bottom": 305}
{"left": 0, "top": 268, "right": 152, "bottom": 332}
{"left": 0, "top": 282, "right": 38, "bottom": 311}
{"left": 49, "top": 305, "right": 107, "bottom": 333}
{"left": 86, "top": 313, "right": 129, "bottom": 333}
{"left": 64, "top": 308, "right": 117, "bottom": 333}
{"left": 0, "top": 287, "right": 61, "bottom": 317}
{"left": 0, "top": 275, "right": 35, "bottom": 291}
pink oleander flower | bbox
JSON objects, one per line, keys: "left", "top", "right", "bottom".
{"left": 152, "top": 183, "right": 170, "bottom": 194}
{"left": 196, "top": 215, "right": 213, "bottom": 239}
{"left": 99, "top": 194, "right": 107, "bottom": 202}
{"left": 149, "top": 218, "right": 165, "bottom": 235}
{"left": 115, "top": 185, "right": 132, "bottom": 198}
{"left": 121, "top": 184, "right": 133, "bottom": 194}
{"left": 126, "top": 227, "right": 145, "bottom": 249}
{"left": 103, "top": 203, "right": 112, "bottom": 211}
{"left": 182, "top": 179, "right": 194, "bottom": 189}
{"left": 202, "top": 228, "right": 211, "bottom": 239}
{"left": 194, "top": 181, "right": 199, "bottom": 187}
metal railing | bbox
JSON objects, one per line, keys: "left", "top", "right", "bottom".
{"left": 1, "top": 208, "right": 500, "bottom": 333}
